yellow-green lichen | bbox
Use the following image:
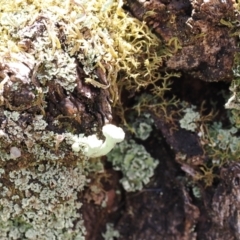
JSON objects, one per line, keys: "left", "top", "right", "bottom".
{"left": 0, "top": 0, "right": 174, "bottom": 238}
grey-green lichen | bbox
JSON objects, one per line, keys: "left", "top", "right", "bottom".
{"left": 130, "top": 113, "right": 154, "bottom": 140}
{"left": 102, "top": 223, "right": 120, "bottom": 240}
{"left": 179, "top": 105, "right": 200, "bottom": 132}
{"left": 0, "top": 161, "right": 86, "bottom": 239}
{"left": 0, "top": 0, "right": 170, "bottom": 237}
{"left": 0, "top": 111, "right": 69, "bottom": 161}
{"left": 107, "top": 139, "right": 158, "bottom": 192}
{"left": 201, "top": 112, "right": 240, "bottom": 163}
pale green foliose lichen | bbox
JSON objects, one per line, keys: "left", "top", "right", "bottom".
{"left": 107, "top": 139, "right": 158, "bottom": 192}
{"left": 209, "top": 123, "right": 239, "bottom": 152}
{"left": 196, "top": 109, "right": 240, "bottom": 170}
{"left": 0, "top": 162, "right": 87, "bottom": 239}
{"left": 179, "top": 105, "right": 200, "bottom": 132}
{"left": 203, "top": 119, "right": 240, "bottom": 161}
{"left": 130, "top": 113, "right": 154, "bottom": 140}
{"left": 102, "top": 223, "right": 120, "bottom": 240}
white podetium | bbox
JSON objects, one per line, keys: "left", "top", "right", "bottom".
{"left": 72, "top": 124, "right": 125, "bottom": 158}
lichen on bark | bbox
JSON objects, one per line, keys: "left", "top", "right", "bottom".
{"left": 0, "top": 0, "right": 171, "bottom": 238}
{"left": 126, "top": 0, "right": 236, "bottom": 82}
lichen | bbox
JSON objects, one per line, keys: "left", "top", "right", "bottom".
{"left": 201, "top": 114, "right": 240, "bottom": 164}
{"left": 0, "top": 0, "right": 172, "bottom": 237}
{"left": 0, "top": 161, "right": 87, "bottom": 239}
{"left": 107, "top": 139, "right": 158, "bottom": 192}
{"left": 179, "top": 105, "right": 200, "bottom": 132}
{"left": 129, "top": 113, "right": 154, "bottom": 140}
{"left": 102, "top": 223, "right": 120, "bottom": 240}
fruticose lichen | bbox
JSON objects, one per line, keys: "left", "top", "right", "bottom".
{"left": 0, "top": 0, "right": 170, "bottom": 237}
{"left": 177, "top": 98, "right": 240, "bottom": 186}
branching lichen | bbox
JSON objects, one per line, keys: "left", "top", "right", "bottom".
{"left": 0, "top": 0, "right": 172, "bottom": 238}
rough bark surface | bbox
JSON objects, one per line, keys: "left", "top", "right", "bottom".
{"left": 1, "top": 0, "right": 240, "bottom": 239}
{"left": 83, "top": 1, "right": 240, "bottom": 240}
{"left": 126, "top": 0, "right": 236, "bottom": 82}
